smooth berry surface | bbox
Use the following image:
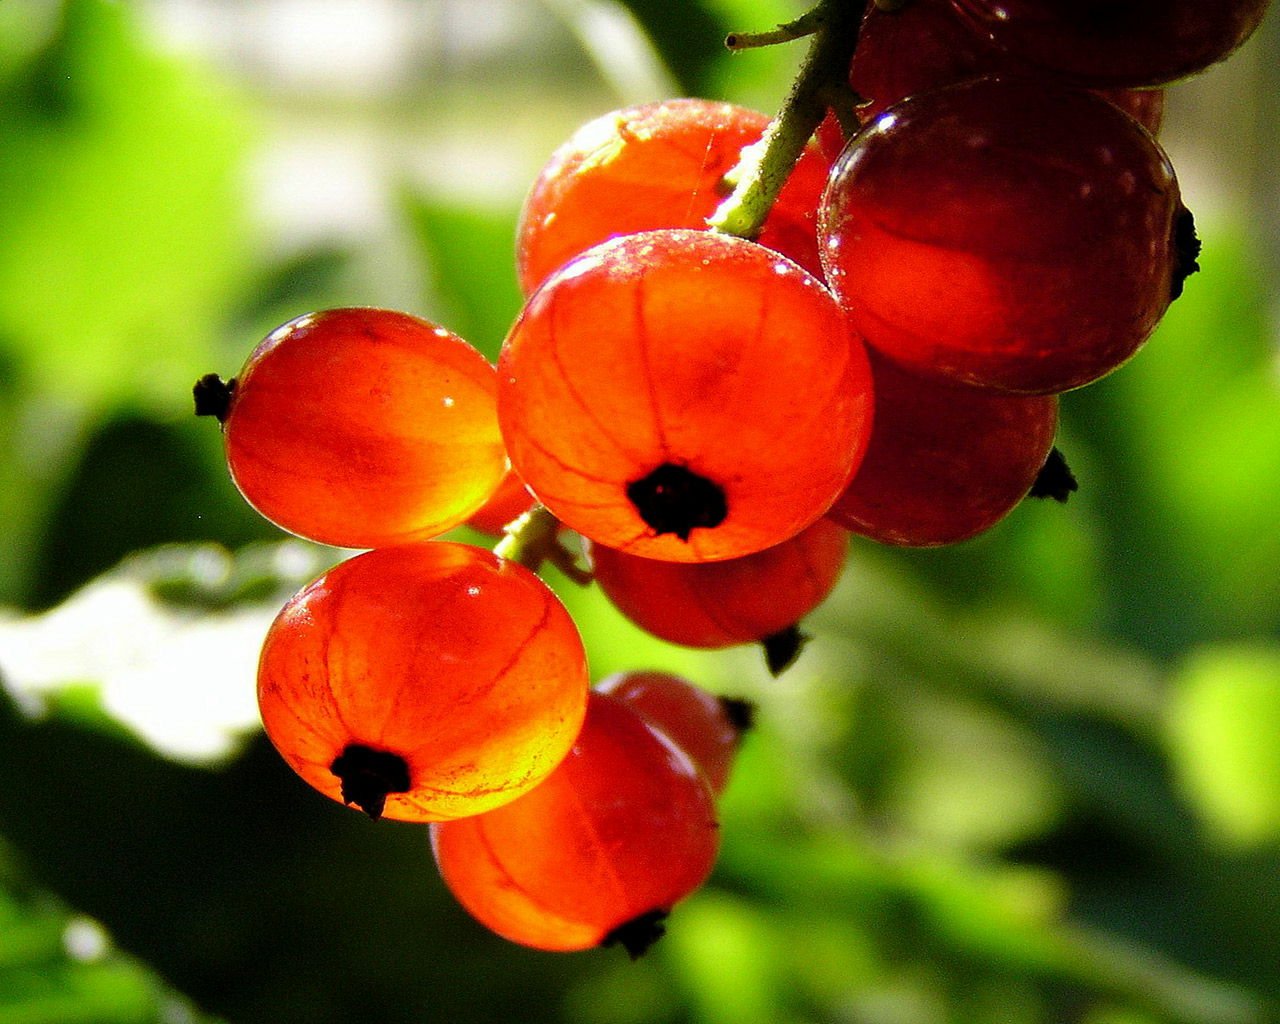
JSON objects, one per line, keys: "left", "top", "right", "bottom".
{"left": 430, "top": 691, "right": 720, "bottom": 952}
{"left": 816, "top": 0, "right": 1164, "bottom": 162}
{"left": 499, "top": 228, "right": 874, "bottom": 562}
{"left": 222, "top": 307, "right": 506, "bottom": 549}
{"left": 585, "top": 518, "right": 848, "bottom": 648}
{"left": 819, "top": 76, "right": 1188, "bottom": 394}
{"left": 947, "top": 0, "right": 1271, "bottom": 87}
{"left": 517, "top": 98, "right": 830, "bottom": 292}
{"left": 827, "top": 351, "right": 1058, "bottom": 546}
{"left": 595, "top": 671, "right": 749, "bottom": 796}
{"left": 257, "top": 542, "right": 589, "bottom": 822}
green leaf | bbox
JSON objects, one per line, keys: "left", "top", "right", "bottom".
{"left": 600, "top": 0, "right": 731, "bottom": 96}
{"left": 399, "top": 193, "right": 525, "bottom": 363}
{"left": 0, "top": 0, "right": 250, "bottom": 409}
{"left": 1166, "top": 643, "right": 1280, "bottom": 848}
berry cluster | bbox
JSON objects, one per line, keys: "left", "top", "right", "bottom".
{"left": 195, "top": 0, "right": 1266, "bottom": 955}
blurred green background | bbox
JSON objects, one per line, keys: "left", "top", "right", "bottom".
{"left": 0, "top": 1, "right": 1278, "bottom": 1021}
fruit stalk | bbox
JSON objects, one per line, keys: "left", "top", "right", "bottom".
{"left": 709, "top": 0, "right": 863, "bottom": 240}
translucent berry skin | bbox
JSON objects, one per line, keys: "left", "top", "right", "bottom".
{"left": 595, "top": 671, "right": 747, "bottom": 796}
{"left": 222, "top": 308, "right": 506, "bottom": 549}
{"left": 257, "top": 542, "right": 589, "bottom": 823}
{"left": 584, "top": 518, "right": 848, "bottom": 648}
{"left": 819, "top": 76, "right": 1187, "bottom": 395}
{"left": 827, "top": 351, "right": 1058, "bottom": 546}
{"left": 947, "top": 0, "right": 1271, "bottom": 88}
{"left": 499, "top": 229, "right": 875, "bottom": 562}
{"left": 517, "top": 98, "right": 830, "bottom": 293}
{"left": 816, "top": 0, "right": 1164, "bottom": 162}
{"left": 430, "top": 691, "right": 720, "bottom": 953}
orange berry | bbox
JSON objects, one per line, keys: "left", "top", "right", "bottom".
{"left": 498, "top": 229, "right": 874, "bottom": 562}
{"left": 585, "top": 518, "right": 848, "bottom": 653}
{"left": 517, "top": 98, "right": 830, "bottom": 293}
{"left": 430, "top": 691, "right": 719, "bottom": 955}
{"left": 257, "top": 542, "right": 589, "bottom": 822}
{"left": 595, "top": 671, "right": 752, "bottom": 796}
{"left": 206, "top": 307, "right": 506, "bottom": 549}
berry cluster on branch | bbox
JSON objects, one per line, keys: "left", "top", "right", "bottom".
{"left": 194, "top": 0, "right": 1267, "bottom": 955}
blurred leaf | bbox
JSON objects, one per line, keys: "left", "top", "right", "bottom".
{"left": 0, "top": 845, "right": 222, "bottom": 1024}
{"left": 597, "top": 0, "right": 732, "bottom": 96}
{"left": 1166, "top": 643, "right": 1280, "bottom": 848}
{"left": 0, "top": 0, "right": 250, "bottom": 409}
{"left": 26, "top": 410, "right": 279, "bottom": 610}
{"left": 662, "top": 891, "right": 790, "bottom": 1024}
{"left": 400, "top": 193, "right": 524, "bottom": 362}
{"left": 1061, "top": 224, "right": 1279, "bottom": 652}
{"left": 541, "top": 0, "right": 680, "bottom": 104}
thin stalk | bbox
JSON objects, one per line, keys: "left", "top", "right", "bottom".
{"left": 709, "top": 0, "right": 864, "bottom": 241}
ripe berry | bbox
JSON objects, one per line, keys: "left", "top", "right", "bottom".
{"left": 819, "top": 76, "right": 1195, "bottom": 394}
{"left": 498, "top": 229, "right": 874, "bottom": 562}
{"left": 815, "top": 0, "right": 1165, "bottom": 162}
{"left": 584, "top": 518, "right": 848, "bottom": 669}
{"left": 947, "top": 0, "right": 1271, "bottom": 88}
{"left": 257, "top": 542, "right": 589, "bottom": 822}
{"left": 198, "top": 308, "right": 507, "bottom": 549}
{"left": 826, "top": 351, "right": 1058, "bottom": 546}
{"left": 430, "top": 691, "right": 720, "bottom": 955}
{"left": 517, "top": 98, "right": 830, "bottom": 292}
{"left": 595, "top": 671, "right": 752, "bottom": 796}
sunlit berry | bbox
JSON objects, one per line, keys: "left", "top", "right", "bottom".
{"left": 499, "top": 229, "right": 874, "bottom": 562}
{"left": 257, "top": 542, "right": 589, "bottom": 822}
{"left": 595, "top": 671, "right": 752, "bottom": 796}
{"left": 517, "top": 98, "right": 830, "bottom": 292}
{"left": 430, "top": 691, "right": 720, "bottom": 955}
{"left": 819, "top": 76, "right": 1196, "bottom": 394}
{"left": 197, "top": 308, "right": 506, "bottom": 549}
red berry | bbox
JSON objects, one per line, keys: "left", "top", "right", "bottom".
{"left": 499, "top": 229, "right": 874, "bottom": 562}
{"left": 205, "top": 308, "right": 506, "bottom": 549}
{"left": 430, "top": 691, "right": 720, "bottom": 955}
{"left": 517, "top": 98, "right": 830, "bottom": 292}
{"left": 947, "top": 0, "right": 1271, "bottom": 87}
{"left": 257, "top": 542, "right": 589, "bottom": 822}
{"left": 585, "top": 518, "right": 848, "bottom": 652}
{"left": 827, "top": 351, "right": 1058, "bottom": 546}
{"left": 817, "top": 0, "right": 1165, "bottom": 163}
{"left": 819, "top": 76, "right": 1194, "bottom": 394}
{"left": 595, "top": 671, "right": 751, "bottom": 796}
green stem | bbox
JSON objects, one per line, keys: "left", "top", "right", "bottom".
{"left": 725, "top": 9, "right": 827, "bottom": 50}
{"left": 493, "top": 504, "right": 591, "bottom": 583}
{"left": 708, "top": 0, "right": 865, "bottom": 241}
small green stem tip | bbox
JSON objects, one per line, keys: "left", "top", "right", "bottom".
{"left": 493, "top": 504, "right": 591, "bottom": 583}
